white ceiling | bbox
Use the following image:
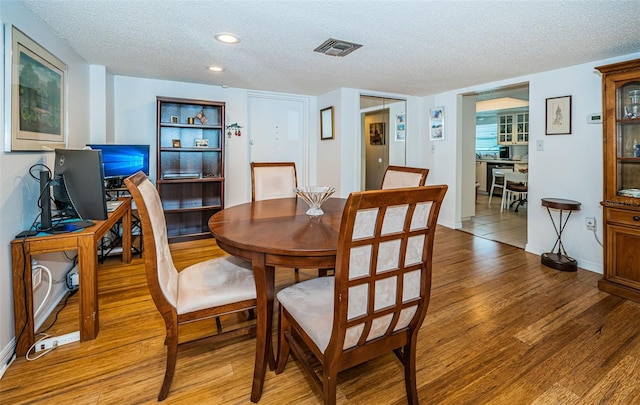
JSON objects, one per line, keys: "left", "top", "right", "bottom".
{"left": 20, "top": 0, "right": 640, "bottom": 97}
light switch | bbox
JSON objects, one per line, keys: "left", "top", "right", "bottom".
{"left": 536, "top": 139, "right": 544, "bottom": 151}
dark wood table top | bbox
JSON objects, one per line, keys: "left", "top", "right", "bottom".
{"left": 208, "top": 197, "right": 346, "bottom": 266}
{"left": 541, "top": 198, "right": 581, "bottom": 211}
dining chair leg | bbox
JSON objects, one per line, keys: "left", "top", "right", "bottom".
{"left": 322, "top": 370, "right": 338, "bottom": 405}
{"left": 159, "top": 333, "right": 178, "bottom": 401}
{"left": 402, "top": 340, "right": 419, "bottom": 405}
{"left": 275, "top": 306, "right": 291, "bottom": 374}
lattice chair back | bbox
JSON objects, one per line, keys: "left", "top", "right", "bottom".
{"left": 330, "top": 185, "right": 447, "bottom": 355}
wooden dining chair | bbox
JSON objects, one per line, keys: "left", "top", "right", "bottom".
{"left": 381, "top": 165, "right": 429, "bottom": 189}
{"left": 250, "top": 162, "right": 330, "bottom": 278}
{"left": 500, "top": 171, "right": 528, "bottom": 213}
{"left": 275, "top": 184, "right": 448, "bottom": 405}
{"left": 488, "top": 168, "right": 513, "bottom": 206}
{"left": 250, "top": 162, "right": 297, "bottom": 201}
{"left": 125, "top": 171, "right": 257, "bottom": 401}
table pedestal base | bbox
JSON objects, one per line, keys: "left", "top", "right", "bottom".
{"left": 541, "top": 252, "right": 577, "bottom": 272}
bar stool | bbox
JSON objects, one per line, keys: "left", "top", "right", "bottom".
{"left": 541, "top": 198, "right": 581, "bottom": 272}
{"left": 488, "top": 168, "right": 513, "bottom": 206}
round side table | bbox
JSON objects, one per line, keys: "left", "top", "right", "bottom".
{"left": 541, "top": 198, "right": 582, "bottom": 272}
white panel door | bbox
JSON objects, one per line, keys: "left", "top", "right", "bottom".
{"left": 248, "top": 93, "right": 308, "bottom": 184}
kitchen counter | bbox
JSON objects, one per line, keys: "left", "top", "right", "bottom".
{"left": 476, "top": 158, "right": 528, "bottom": 164}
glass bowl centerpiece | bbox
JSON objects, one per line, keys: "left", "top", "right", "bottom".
{"left": 295, "top": 186, "right": 336, "bottom": 217}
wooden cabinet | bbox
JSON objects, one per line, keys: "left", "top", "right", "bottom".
{"left": 498, "top": 112, "right": 529, "bottom": 145}
{"left": 597, "top": 59, "right": 640, "bottom": 302}
{"left": 156, "top": 96, "right": 225, "bottom": 242}
{"left": 476, "top": 161, "right": 487, "bottom": 192}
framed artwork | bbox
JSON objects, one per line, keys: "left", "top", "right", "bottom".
{"left": 429, "top": 107, "right": 444, "bottom": 141}
{"left": 5, "top": 25, "right": 67, "bottom": 152}
{"left": 172, "top": 139, "right": 181, "bottom": 148}
{"left": 546, "top": 95, "right": 572, "bottom": 135}
{"left": 395, "top": 113, "right": 406, "bottom": 141}
{"left": 369, "top": 122, "right": 385, "bottom": 145}
{"left": 320, "top": 106, "right": 334, "bottom": 140}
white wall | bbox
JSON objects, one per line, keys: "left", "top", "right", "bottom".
{"left": 424, "top": 51, "right": 640, "bottom": 274}
{"left": 1, "top": 1, "right": 91, "bottom": 375}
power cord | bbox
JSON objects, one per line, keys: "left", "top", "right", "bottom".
{"left": 25, "top": 334, "right": 54, "bottom": 361}
{"left": 589, "top": 218, "right": 604, "bottom": 247}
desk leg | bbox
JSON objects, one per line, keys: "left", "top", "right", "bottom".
{"left": 250, "top": 252, "right": 275, "bottom": 403}
{"left": 12, "top": 243, "right": 33, "bottom": 357}
{"left": 78, "top": 235, "right": 99, "bottom": 340}
{"left": 121, "top": 204, "right": 132, "bottom": 263}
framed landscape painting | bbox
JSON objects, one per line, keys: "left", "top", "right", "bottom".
{"left": 5, "top": 25, "right": 67, "bottom": 151}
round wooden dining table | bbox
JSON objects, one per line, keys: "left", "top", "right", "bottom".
{"left": 208, "top": 197, "right": 346, "bottom": 402}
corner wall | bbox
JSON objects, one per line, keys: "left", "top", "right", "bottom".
{"left": 1, "top": 1, "right": 91, "bottom": 374}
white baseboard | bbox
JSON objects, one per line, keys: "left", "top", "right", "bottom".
{"left": 0, "top": 340, "right": 16, "bottom": 379}
{"left": 0, "top": 285, "right": 69, "bottom": 379}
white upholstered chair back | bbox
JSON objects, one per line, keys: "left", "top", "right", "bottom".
{"left": 380, "top": 165, "right": 429, "bottom": 189}
{"left": 333, "top": 185, "right": 447, "bottom": 350}
{"left": 251, "top": 162, "right": 298, "bottom": 201}
{"left": 130, "top": 174, "right": 179, "bottom": 307}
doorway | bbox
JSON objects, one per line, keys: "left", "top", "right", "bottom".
{"left": 460, "top": 84, "right": 529, "bottom": 249}
{"left": 359, "top": 95, "right": 406, "bottom": 190}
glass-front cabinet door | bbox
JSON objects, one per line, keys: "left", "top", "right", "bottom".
{"left": 616, "top": 82, "right": 640, "bottom": 199}
{"left": 605, "top": 77, "right": 640, "bottom": 203}
{"left": 515, "top": 113, "right": 529, "bottom": 144}
{"left": 498, "top": 114, "right": 513, "bottom": 144}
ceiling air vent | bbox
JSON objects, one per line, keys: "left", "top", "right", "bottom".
{"left": 314, "top": 38, "right": 362, "bottom": 57}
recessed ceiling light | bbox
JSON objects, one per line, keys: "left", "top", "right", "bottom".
{"left": 208, "top": 65, "right": 224, "bottom": 72}
{"left": 215, "top": 33, "right": 240, "bottom": 44}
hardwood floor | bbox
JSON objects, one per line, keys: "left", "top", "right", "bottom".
{"left": 3, "top": 227, "right": 640, "bottom": 404}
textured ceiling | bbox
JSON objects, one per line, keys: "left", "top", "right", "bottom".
{"left": 20, "top": 0, "right": 640, "bottom": 97}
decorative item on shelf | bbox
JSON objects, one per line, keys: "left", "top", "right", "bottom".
{"left": 295, "top": 186, "right": 336, "bottom": 218}
{"left": 226, "top": 123, "right": 243, "bottom": 137}
{"left": 196, "top": 109, "right": 208, "bottom": 124}
{"left": 187, "top": 117, "right": 195, "bottom": 125}
{"left": 172, "top": 139, "right": 181, "bottom": 148}
{"left": 170, "top": 116, "right": 179, "bottom": 124}
{"left": 194, "top": 138, "right": 209, "bottom": 148}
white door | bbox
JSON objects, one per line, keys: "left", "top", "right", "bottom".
{"left": 248, "top": 93, "right": 308, "bottom": 184}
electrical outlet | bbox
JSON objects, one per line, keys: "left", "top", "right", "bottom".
{"left": 586, "top": 217, "right": 596, "bottom": 229}
{"left": 35, "top": 331, "right": 80, "bottom": 352}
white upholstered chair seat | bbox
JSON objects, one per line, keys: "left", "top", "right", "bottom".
{"left": 177, "top": 256, "right": 256, "bottom": 315}
{"left": 277, "top": 277, "right": 334, "bottom": 352}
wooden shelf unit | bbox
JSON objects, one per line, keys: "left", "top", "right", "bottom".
{"left": 156, "top": 96, "right": 225, "bottom": 242}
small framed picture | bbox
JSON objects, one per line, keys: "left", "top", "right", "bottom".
{"left": 546, "top": 95, "right": 572, "bottom": 135}
{"left": 170, "top": 116, "right": 179, "bottom": 124}
{"left": 429, "top": 107, "right": 444, "bottom": 141}
{"left": 172, "top": 139, "right": 181, "bottom": 148}
{"left": 194, "top": 138, "right": 209, "bottom": 148}
{"left": 369, "top": 122, "right": 385, "bottom": 145}
{"left": 320, "top": 106, "right": 334, "bottom": 140}
{"left": 395, "top": 113, "right": 406, "bottom": 141}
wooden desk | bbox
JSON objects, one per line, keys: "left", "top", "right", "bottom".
{"left": 11, "top": 197, "right": 133, "bottom": 356}
{"left": 208, "top": 197, "right": 345, "bottom": 402}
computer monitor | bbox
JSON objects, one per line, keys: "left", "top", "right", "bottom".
{"left": 86, "top": 144, "right": 150, "bottom": 179}
{"left": 52, "top": 148, "right": 108, "bottom": 223}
